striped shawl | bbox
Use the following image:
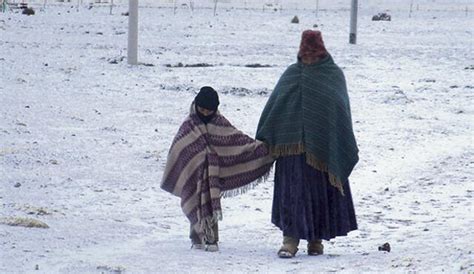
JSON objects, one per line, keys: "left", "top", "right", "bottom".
{"left": 161, "top": 103, "right": 274, "bottom": 243}
{"left": 256, "top": 55, "right": 359, "bottom": 194}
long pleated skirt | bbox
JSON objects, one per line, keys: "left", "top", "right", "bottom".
{"left": 272, "top": 154, "right": 358, "bottom": 241}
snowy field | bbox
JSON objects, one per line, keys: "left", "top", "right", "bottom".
{"left": 1, "top": 1, "right": 473, "bottom": 273}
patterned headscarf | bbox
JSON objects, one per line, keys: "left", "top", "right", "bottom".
{"left": 298, "top": 30, "right": 328, "bottom": 61}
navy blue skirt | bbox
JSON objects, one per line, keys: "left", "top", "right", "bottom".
{"left": 272, "top": 154, "right": 358, "bottom": 241}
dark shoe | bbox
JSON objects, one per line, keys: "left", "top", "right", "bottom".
{"left": 190, "top": 225, "right": 203, "bottom": 250}
{"left": 205, "top": 242, "right": 219, "bottom": 252}
{"left": 307, "top": 240, "right": 324, "bottom": 256}
{"left": 191, "top": 243, "right": 204, "bottom": 250}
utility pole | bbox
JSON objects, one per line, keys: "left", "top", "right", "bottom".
{"left": 110, "top": 0, "right": 114, "bottom": 15}
{"left": 128, "top": 0, "right": 138, "bottom": 65}
{"left": 349, "top": 0, "right": 358, "bottom": 44}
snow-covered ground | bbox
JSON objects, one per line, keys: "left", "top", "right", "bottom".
{"left": 1, "top": 2, "right": 473, "bottom": 273}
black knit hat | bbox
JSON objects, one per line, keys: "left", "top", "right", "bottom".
{"left": 195, "top": 86, "right": 219, "bottom": 111}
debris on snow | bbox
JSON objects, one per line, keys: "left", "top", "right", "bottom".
{"left": 372, "top": 13, "right": 391, "bottom": 21}
{"left": 22, "top": 7, "right": 35, "bottom": 16}
{"left": 0, "top": 217, "right": 49, "bottom": 229}
{"left": 108, "top": 56, "right": 125, "bottom": 64}
{"left": 16, "top": 204, "right": 54, "bottom": 216}
{"left": 378, "top": 242, "right": 391, "bottom": 252}
{"left": 97, "top": 265, "right": 126, "bottom": 274}
{"left": 291, "top": 15, "right": 299, "bottom": 24}
{"left": 244, "top": 64, "right": 274, "bottom": 68}
{"left": 165, "top": 63, "right": 214, "bottom": 68}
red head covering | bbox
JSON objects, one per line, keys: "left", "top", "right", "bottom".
{"left": 298, "top": 30, "right": 328, "bottom": 61}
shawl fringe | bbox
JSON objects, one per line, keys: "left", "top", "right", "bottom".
{"left": 200, "top": 211, "right": 222, "bottom": 243}
{"left": 221, "top": 168, "right": 272, "bottom": 198}
{"left": 270, "top": 143, "right": 345, "bottom": 195}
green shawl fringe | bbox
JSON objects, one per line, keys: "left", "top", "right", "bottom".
{"left": 269, "top": 143, "right": 345, "bottom": 195}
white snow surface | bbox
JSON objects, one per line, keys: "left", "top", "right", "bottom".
{"left": 1, "top": 2, "right": 473, "bottom": 273}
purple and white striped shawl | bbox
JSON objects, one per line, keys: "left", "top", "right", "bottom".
{"left": 161, "top": 103, "right": 274, "bottom": 242}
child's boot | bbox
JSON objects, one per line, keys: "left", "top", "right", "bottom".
{"left": 190, "top": 227, "right": 204, "bottom": 250}
{"left": 205, "top": 222, "right": 219, "bottom": 252}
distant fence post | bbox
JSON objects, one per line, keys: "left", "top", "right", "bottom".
{"left": 128, "top": 0, "right": 138, "bottom": 65}
{"left": 315, "top": 0, "right": 319, "bottom": 17}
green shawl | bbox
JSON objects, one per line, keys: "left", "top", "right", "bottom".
{"left": 256, "top": 55, "right": 358, "bottom": 194}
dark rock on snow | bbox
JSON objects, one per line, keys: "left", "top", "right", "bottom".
{"left": 378, "top": 242, "right": 391, "bottom": 252}
{"left": 22, "top": 7, "right": 35, "bottom": 15}
{"left": 372, "top": 13, "right": 391, "bottom": 21}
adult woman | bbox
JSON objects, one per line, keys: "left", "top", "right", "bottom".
{"left": 256, "top": 30, "right": 359, "bottom": 258}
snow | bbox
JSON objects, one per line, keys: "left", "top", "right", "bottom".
{"left": 1, "top": 1, "right": 473, "bottom": 273}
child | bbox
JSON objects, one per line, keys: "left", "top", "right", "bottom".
{"left": 161, "top": 86, "right": 274, "bottom": 251}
